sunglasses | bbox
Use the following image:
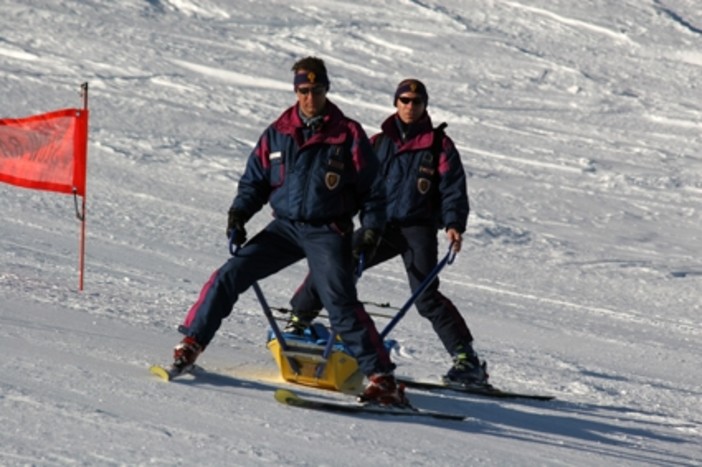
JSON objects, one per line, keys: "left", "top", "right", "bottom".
{"left": 297, "top": 86, "right": 326, "bottom": 96}
{"left": 398, "top": 96, "right": 424, "bottom": 105}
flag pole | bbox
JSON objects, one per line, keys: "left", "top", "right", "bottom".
{"left": 77, "top": 82, "right": 88, "bottom": 291}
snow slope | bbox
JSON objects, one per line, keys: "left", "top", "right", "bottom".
{"left": 1, "top": 0, "right": 700, "bottom": 465}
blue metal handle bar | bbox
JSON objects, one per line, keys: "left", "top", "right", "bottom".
{"left": 380, "top": 243, "right": 456, "bottom": 339}
{"left": 355, "top": 253, "right": 365, "bottom": 279}
{"left": 229, "top": 237, "right": 300, "bottom": 373}
{"left": 228, "top": 238, "right": 284, "bottom": 343}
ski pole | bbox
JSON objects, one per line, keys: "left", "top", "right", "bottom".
{"left": 380, "top": 243, "right": 456, "bottom": 339}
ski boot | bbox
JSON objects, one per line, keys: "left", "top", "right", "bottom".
{"left": 173, "top": 336, "right": 203, "bottom": 373}
{"left": 357, "top": 373, "right": 410, "bottom": 407}
{"left": 283, "top": 309, "right": 320, "bottom": 337}
{"left": 443, "top": 346, "right": 489, "bottom": 388}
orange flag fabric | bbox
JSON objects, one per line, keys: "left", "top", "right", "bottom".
{"left": 0, "top": 108, "right": 88, "bottom": 196}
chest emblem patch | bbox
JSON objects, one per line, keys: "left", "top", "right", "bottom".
{"left": 417, "top": 178, "right": 431, "bottom": 194}
{"left": 326, "top": 172, "right": 340, "bottom": 190}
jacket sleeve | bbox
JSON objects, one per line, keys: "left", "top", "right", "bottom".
{"left": 351, "top": 125, "right": 386, "bottom": 231}
{"left": 437, "top": 135, "right": 469, "bottom": 233}
{"left": 230, "top": 130, "right": 273, "bottom": 219}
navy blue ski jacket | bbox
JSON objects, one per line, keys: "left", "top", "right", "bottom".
{"left": 371, "top": 114, "right": 469, "bottom": 232}
{"left": 232, "top": 101, "right": 386, "bottom": 230}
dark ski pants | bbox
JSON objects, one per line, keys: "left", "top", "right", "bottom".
{"left": 179, "top": 218, "right": 393, "bottom": 376}
{"left": 291, "top": 224, "right": 474, "bottom": 355}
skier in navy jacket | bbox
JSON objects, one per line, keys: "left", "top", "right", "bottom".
{"left": 287, "top": 79, "right": 489, "bottom": 387}
{"left": 172, "top": 57, "right": 408, "bottom": 406}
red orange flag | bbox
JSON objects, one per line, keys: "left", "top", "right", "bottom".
{"left": 0, "top": 108, "right": 88, "bottom": 196}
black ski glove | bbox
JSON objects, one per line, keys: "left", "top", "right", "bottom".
{"left": 226, "top": 209, "right": 248, "bottom": 246}
{"left": 352, "top": 228, "right": 381, "bottom": 263}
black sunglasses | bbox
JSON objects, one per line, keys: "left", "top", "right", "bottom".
{"left": 297, "top": 86, "right": 326, "bottom": 96}
{"left": 398, "top": 96, "right": 423, "bottom": 105}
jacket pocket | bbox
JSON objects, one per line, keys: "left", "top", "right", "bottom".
{"left": 269, "top": 155, "right": 285, "bottom": 187}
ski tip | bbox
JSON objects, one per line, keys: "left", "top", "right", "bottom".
{"left": 149, "top": 364, "right": 172, "bottom": 382}
{"left": 274, "top": 388, "right": 299, "bottom": 404}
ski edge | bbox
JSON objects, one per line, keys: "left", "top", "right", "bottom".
{"left": 274, "top": 388, "right": 466, "bottom": 421}
{"left": 397, "top": 377, "right": 555, "bottom": 401}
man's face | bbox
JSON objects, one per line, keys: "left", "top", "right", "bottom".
{"left": 296, "top": 83, "right": 327, "bottom": 118}
{"left": 395, "top": 92, "right": 426, "bottom": 124}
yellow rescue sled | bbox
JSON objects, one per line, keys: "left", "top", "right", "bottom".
{"left": 254, "top": 245, "right": 456, "bottom": 394}
{"left": 266, "top": 324, "right": 364, "bottom": 393}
